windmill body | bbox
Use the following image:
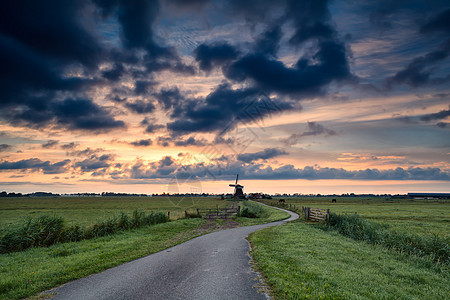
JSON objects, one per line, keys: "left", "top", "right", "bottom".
{"left": 229, "top": 174, "right": 245, "bottom": 199}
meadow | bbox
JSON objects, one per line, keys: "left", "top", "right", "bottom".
{"left": 250, "top": 197, "right": 449, "bottom": 299}
{"left": 260, "top": 196, "right": 449, "bottom": 239}
{"left": 0, "top": 196, "right": 229, "bottom": 226}
{"left": 0, "top": 197, "right": 289, "bottom": 299}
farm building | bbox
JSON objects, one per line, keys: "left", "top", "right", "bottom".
{"left": 408, "top": 193, "right": 450, "bottom": 199}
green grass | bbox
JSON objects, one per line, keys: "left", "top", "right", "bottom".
{"left": 260, "top": 197, "right": 450, "bottom": 240}
{"left": 0, "top": 196, "right": 229, "bottom": 226}
{"left": 234, "top": 201, "right": 290, "bottom": 226}
{"left": 0, "top": 218, "right": 207, "bottom": 300}
{"left": 248, "top": 221, "right": 450, "bottom": 300}
{"left": 0, "top": 198, "right": 286, "bottom": 299}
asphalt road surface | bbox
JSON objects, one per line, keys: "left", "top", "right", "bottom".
{"left": 46, "top": 204, "right": 298, "bottom": 300}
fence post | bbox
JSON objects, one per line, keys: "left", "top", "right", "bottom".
{"left": 185, "top": 210, "right": 187, "bottom": 218}
{"left": 197, "top": 208, "right": 199, "bottom": 216}
{"left": 168, "top": 211, "right": 170, "bottom": 219}
{"left": 327, "top": 209, "right": 330, "bottom": 221}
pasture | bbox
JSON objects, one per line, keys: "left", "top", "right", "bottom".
{"left": 0, "top": 196, "right": 229, "bottom": 227}
{"left": 250, "top": 196, "right": 449, "bottom": 299}
{"left": 262, "top": 196, "right": 449, "bottom": 239}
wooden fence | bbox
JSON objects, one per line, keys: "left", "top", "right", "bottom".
{"left": 195, "top": 204, "right": 239, "bottom": 219}
{"left": 302, "top": 206, "right": 329, "bottom": 222}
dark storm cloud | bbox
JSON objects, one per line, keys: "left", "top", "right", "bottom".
{"left": 194, "top": 42, "right": 239, "bottom": 72}
{"left": 385, "top": 39, "right": 450, "bottom": 88}
{"left": 420, "top": 108, "right": 450, "bottom": 122}
{"left": 130, "top": 139, "right": 153, "bottom": 147}
{"left": 0, "top": 158, "right": 70, "bottom": 174}
{"left": 52, "top": 98, "right": 126, "bottom": 131}
{"left": 385, "top": 8, "right": 450, "bottom": 89}
{"left": 122, "top": 156, "right": 450, "bottom": 181}
{"left": 284, "top": 122, "right": 337, "bottom": 146}
{"left": 42, "top": 140, "right": 59, "bottom": 149}
{"left": 61, "top": 142, "right": 78, "bottom": 150}
{"left": 285, "top": 0, "right": 335, "bottom": 45}
{"left": 156, "top": 136, "right": 206, "bottom": 147}
{"left": 225, "top": 40, "right": 351, "bottom": 96}
{"left": 101, "top": 63, "right": 125, "bottom": 82}
{"left": 254, "top": 24, "right": 283, "bottom": 57}
{"left": 420, "top": 8, "right": 450, "bottom": 34}
{"left": 0, "top": 0, "right": 102, "bottom": 67}
{"left": 125, "top": 100, "right": 156, "bottom": 114}
{"left": 302, "top": 122, "right": 337, "bottom": 136}
{"left": 166, "top": 83, "right": 292, "bottom": 134}
{"left": 0, "top": 144, "right": 12, "bottom": 152}
{"left": 94, "top": 0, "right": 193, "bottom": 74}
{"left": 74, "top": 154, "right": 115, "bottom": 172}
{"left": 237, "top": 148, "right": 288, "bottom": 163}
{"left": 215, "top": 0, "right": 352, "bottom": 98}
{"left": 67, "top": 147, "right": 107, "bottom": 158}
{"left": 0, "top": 0, "right": 192, "bottom": 133}
{"left": 153, "top": 87, "right": 185, "bottom": 111}
{"left": 174, "top": 137, "right": 206, "bottom": 146}
{"left": 134, "top": 81, "right": 155, "bottom": 95}
{"left": 141, "top": 118, "right": 164, "bottom": 133}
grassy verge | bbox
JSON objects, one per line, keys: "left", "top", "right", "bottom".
{"left": 0, "top": 218, "right": 207, "bottom": 300}
{"left": 234, "top": 201, "right": 290, "bottom": 226}
{"left": 0, "top": 211, "right": 168, "bottom": 254}
{"left": 248, "top": 221, "right": 449, "bottom": 299}
{"left": 324, "top": 213, "right": 449, "bottom": 266}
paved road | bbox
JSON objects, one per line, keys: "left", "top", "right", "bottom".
{"left": 47, "top": 204, "right": 298, "bottom": 300}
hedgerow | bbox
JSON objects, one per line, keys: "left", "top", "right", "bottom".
{"left": 0, "top": 210, "right": 168, "bottom": 254}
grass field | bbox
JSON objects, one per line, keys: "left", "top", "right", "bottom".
{"left": 0, "top": 197, "right": 289, "bottom": 299}
{"left": 249, "top": 221, "right": 449, "bottom": 299}
{"left": 249, "top": 197, "right": 449, "bottom": 299}
{"left": 0, "top": 196, "right": 229, "bottom": 226}
{"left": 260, "top": 197, "right": 449, "bottom": 239}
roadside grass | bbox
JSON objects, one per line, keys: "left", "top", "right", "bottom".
{"left": 248, "top": 221, "right": 450, "bottom": 300}
{"left": 0, "top": 211, "right": 169, "bottom": 254}
{"left": 260, "top": 197, "right": 449, "bottom": 239}
{"left": 0, "top": 197, "right": 229, "bottom": 227}
{"left": 234, "top": 201, "right": 290, "bottom": 226}
{"left": 0, "top": 218, "right": 207, "bottom": 300}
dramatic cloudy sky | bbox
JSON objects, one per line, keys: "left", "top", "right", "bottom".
{"left": 0, "top": 0, "right": 449, "bottom": 195}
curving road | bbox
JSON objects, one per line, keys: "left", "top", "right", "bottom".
{"left": 46, "top": 204, "right": 298, "bottom": 300}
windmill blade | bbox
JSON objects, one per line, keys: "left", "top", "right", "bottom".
{"left": 229, "top": 184, "right": 236, "bottom": 187}
{"left": 235, "top": 174, "right": 239, "bottom": 185}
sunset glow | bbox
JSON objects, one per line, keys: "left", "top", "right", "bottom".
{"left": 0, "top": 1, "right": 449, "bottom": 195}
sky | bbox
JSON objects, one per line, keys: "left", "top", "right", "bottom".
{"left": 0, "top": 0, "right": 449, "bottom": 195}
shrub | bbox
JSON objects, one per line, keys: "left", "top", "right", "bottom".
{"left": 0, "top": 210, "right": 170, "bottom": 254}
{"left": 324, "top": 213, "right": 449, "bottom": 266}
{"left": 0, "top": 215, "right": 64, "bottom": 253}
{"left": 238, "top": 201, "right": 266, "bottom": 218}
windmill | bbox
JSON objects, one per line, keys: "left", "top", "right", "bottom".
{"left": 229, "top": 174, "right": 245, "bottom": 199}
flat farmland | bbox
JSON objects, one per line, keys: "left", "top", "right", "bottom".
{"left": 0, "top": 196, "right": 229, "bottom": 227}
{"left": 263, "top": 197, "right": 450, "bottom": 239}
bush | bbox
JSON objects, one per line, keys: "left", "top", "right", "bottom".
{"left": 238, "top": 201, "right": 266, "bottom": 218}
{"left": 0, "top": 215, "right": 64, "bottom": 253}
{"left": 324, "top": 213, "right": 449, "bottom": 266}
{"left": 0, "top": 210, "right": 169, "bottom": 254}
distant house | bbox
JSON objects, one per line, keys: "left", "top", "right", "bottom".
{"left": 408, "top": 193, "right": 450, "bottom": 199}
